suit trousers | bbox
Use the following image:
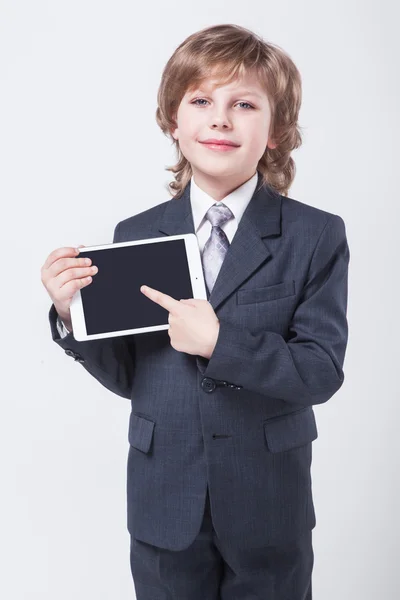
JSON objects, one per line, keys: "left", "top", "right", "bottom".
{"left": 129, "top": 487, "right": 314, "bottom": 600}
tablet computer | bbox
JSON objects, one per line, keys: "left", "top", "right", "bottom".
{"left": 69, "top": 233, "right": 207, "bottom": 342}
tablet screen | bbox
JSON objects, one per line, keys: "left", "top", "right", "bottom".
{"left": 79, "top": 239, "right": 194, "bottom": 336}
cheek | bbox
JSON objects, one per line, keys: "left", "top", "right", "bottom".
{"left": 244, "top": 121, "right": 269, "bottom": 157}
{"left": 177, "top": 107, "right": 200, "bottom": 135}
{"left": 178, "top": 136, "right": 197, "bottom": 161}
{"left": 176, "top": 116, "right": 202, "bottom": 154}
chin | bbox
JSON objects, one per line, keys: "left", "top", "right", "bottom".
{"left": 192, "top": 162, "right": 238, "bottom": 178}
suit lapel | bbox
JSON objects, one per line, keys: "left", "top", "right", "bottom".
{"left": 158, "top": 172, "right": 282, "bottom": 313}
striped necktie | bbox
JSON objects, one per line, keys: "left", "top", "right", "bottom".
{"left": 201, "top": 203, "right": 234, "bottom": 294}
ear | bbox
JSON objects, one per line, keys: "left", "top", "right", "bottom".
{"left": 267, "top": 139, "right": 277, "bottom": 150}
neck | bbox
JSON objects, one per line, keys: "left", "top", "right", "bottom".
{"left": 192, "top": 168, "right": 257, "bottom": 201}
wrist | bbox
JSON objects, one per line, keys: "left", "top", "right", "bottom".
{"left": 56, "top": 311, "right": 72, "bottom": 333}
{"left": 203, "top": 321, "right": 220, "bottom": 360}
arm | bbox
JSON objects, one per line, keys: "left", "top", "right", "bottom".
{"left": 49, "top": 222, "right": 136, "bottom": 400}
{"left": 201, "top": 215, "right": 350, "bottom": 407}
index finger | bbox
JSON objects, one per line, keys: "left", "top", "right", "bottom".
{"left": 43, "top": 246, "right": 81, "bottom": 270}
{"left": 140, "top": 285, "right": 181, "bottom": 315}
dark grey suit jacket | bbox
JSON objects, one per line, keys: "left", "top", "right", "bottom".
{"left": 49, "top": 172, "right": 350, "bottom": 551}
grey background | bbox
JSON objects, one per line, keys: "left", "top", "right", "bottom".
{"left": 1, "top": 1, "right": 398, "bottom": 598}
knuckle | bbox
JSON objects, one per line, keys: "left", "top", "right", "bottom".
{"left": 67, "top": 280, "right": 76, "bottom": 293}
{"left": 59, "top": 257, "right": 68, "bottom": 270}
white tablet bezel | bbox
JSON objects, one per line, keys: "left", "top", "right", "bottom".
{"left": 70, "top": 233, "right": 207, "bottom": 342}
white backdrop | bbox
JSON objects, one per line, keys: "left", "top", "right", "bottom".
{"left": 1, "top": 1, "right": 398, "bottom": 598}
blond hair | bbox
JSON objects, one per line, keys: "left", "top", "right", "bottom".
{"left": 155, "top": 24, "right": 304, "bottom": 198}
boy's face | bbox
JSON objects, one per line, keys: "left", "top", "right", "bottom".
{"left": 171, "top": 70, "right": 276, "bottom": 186}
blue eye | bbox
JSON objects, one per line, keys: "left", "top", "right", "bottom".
{"left": 191, "top": 99, "right": 254, "bottom": 109}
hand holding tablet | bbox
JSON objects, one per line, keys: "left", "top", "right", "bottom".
{"left": 41, "top": 244, "right": 99, "bottom": 334}
{"left": 67, "top": 233, "right": 207, "bottom": 341}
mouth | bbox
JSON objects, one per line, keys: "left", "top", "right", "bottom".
{"left": 199, "top": 140, "right": 241, "bottom": 152}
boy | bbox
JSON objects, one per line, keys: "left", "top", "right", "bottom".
{"left": 42, "top": 23, "right": 349, "bottom": 599}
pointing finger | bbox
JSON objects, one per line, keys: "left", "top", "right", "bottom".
{"left": 140, "top": 285, "right": 181, "bottom": 315}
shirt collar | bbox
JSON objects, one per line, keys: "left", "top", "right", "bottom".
{"left": 190, "top": 171, "right": 259, "bottom": 233}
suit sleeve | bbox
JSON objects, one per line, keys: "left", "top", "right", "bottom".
{"left": 56, "top": 315, "right": 71, "bottom": 338}
{"left": 48, "top": 221, "right": 135, "bottom": 400}
{"left": 202, "top": 214, "right": 350, "bottom": 407}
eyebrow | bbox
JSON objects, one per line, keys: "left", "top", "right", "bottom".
{"left": 192, "top": 88, "right": 263, "bottom": 99}
{"left": 232, "top": 90, "right": 263, "bottom": 99}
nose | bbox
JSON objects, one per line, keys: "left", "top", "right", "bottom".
{"left": 212, "top": 121, "right": 229, "bottom": 129}
{"left": 209, "top": 108, "right": 231, "bottom": 129}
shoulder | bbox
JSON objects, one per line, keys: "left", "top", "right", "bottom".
{"left": 280, "top": 193, "right": 347, "bottom": 239}
{"left": 114, "top": 198, "right": 172, "bottom": 239}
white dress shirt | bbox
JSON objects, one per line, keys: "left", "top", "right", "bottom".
{"left": 56, "top": 171, "right": 259, "bottom": 338}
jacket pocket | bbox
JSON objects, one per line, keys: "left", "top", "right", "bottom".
{"left": 237, "top": 280, "right": 295, "bottom": 305}
{"left": 128, "top": 413, "right": 155, "bottom": 454}
{"left": 263, "top": 407, "right": 318, "bottom": 452}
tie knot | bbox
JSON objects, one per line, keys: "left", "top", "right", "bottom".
{"left": 205, "top": 203, "right": 234, "bottom": 228}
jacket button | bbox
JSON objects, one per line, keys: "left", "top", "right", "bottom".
{"left": 201, "top": 377, "right": 216, "bottom": 393}
{"left": 65, "top": 349, "right": 84, "bottom": 363}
